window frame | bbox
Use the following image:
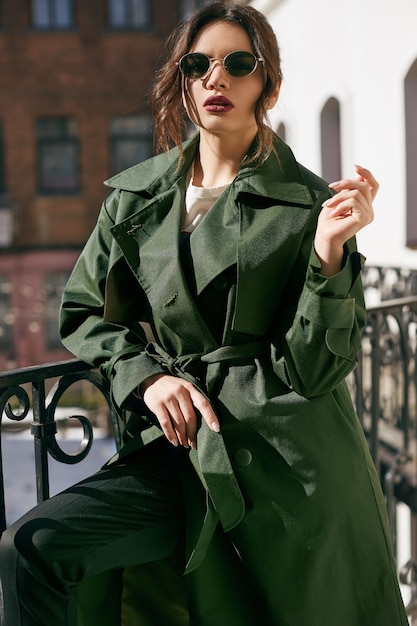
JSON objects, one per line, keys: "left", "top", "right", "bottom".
{"left": 320, "top": 96, "right": 342, "bottom": 184}
{"left": 110, "top": 114, "right": 153, "bottom": 175}
{"left": 31, "top": 0, "right": 74, "bottom": 31}
{"left": 181, "top": 0, "right": 210, "bottom": 18}
{"left": 0, "top": 121, "right": 5, "bottom": 194}
{"left": 0, "top": 277, "right": 13, "bottom": 353}
{"left": 405, "top": 59, "right": 417, "bottom": 249}
{"left": 36, "top": 117, "right": 80, "bottom": 196}
{"left": 107, "top": 0, "right": 152, "bottom": 31}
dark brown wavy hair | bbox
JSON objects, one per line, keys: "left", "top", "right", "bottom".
{"left": 151, "top": 1, "right": 283, "bottom": 163}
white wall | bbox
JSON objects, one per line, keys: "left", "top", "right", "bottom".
{"left": 250, "top": 0, "right": 417, "bottom": 268}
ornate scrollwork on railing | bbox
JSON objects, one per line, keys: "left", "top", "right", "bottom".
{"left": 36, "top": 370, "right": 111, "bottom": 466}
{"left": 0, "top": 359, "right": 121, "bottom": 532}
{"left": 0, "top": 385, "right": 31, "bottom": 424}
{"left": 348, "top": 294, "right": 417, "bottom": 618}
{"left": 0, "top": 384, "right": 32, "bottom": 531}
{"left": 362, "top": 266, "right": 417, "bottom": 302}
{"left": 350, "top": 297, "right": 417, "bottom": 470}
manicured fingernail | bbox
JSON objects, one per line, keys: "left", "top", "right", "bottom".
{"left": 211, "top": 422, "right": 220, "bottom": 433}
{"left": 170, "top": 438, "right": 178, "bottom": 447}
{"left": 328, "top": 181, "right": 340, "bottom": 188}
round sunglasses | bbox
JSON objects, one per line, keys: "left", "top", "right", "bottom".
{"left": 177, "top": 51, "right": 264, "bottom": 80}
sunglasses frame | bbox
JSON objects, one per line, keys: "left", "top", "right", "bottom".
{"left": 177, "top": 50, "right": 264, "bottom": 80}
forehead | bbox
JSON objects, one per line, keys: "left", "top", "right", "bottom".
{"left": 190, "top": 20, "right": 253, "bottom": 54}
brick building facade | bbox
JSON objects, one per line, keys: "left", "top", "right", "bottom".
{"left": 0, "top": 0, "right": 203, "bottom": 369}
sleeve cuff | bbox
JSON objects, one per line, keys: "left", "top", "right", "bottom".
{"left": 307, "top": 242, "right": 365, "bottom": 299}
{"left": 296, "top": 242, "right": 366, "bottom": 359}
{"left": 105, "top": 351, "right": 167, "bottom": 411}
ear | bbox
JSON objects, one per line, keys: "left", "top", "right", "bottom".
{"left": 266, "top": 83, "right": 281, "bottom": 109}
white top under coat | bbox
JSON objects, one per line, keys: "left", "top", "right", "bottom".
{"left": 183, "top": 181, "right": 229, "bottom": 233}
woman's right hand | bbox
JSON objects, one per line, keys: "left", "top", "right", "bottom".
{"left": 141, "top": 374, "right": 220, "bottom": 450}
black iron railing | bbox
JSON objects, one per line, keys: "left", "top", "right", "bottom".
{"left": 348, "top": 295, "right": 417, "bottom": 617}
{"left": 0, "top": 359, "right": 121, "bottom": 532}
{"left": 0, "top": 296, "right": 416, "bottom": 617}
{"left": 352, "top": 296, "right": 417, "bottom": 514}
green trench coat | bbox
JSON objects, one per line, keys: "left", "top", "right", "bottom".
{"left": 60, "top": 135, "right": 408, "bottom": 626}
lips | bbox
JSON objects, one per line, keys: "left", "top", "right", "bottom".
{"left": 203, "top": 95, "right": 234, "bottom": 112}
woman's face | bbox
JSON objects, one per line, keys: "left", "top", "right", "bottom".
{"left": 182, "top": 20, "right": 266, "bottom": 142}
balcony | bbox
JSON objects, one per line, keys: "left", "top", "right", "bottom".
{"left": 0, "top": 288, "right": 416, "bottom": 620}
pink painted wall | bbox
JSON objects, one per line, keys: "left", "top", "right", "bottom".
{"left": 0, "top": 249, "right": 80, "bottom": 370}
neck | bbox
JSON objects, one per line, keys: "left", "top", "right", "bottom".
{"left": 193, "top": 130, "right": 256, "bottom": 188}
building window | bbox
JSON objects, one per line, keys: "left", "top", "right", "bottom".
{"left": 0, "top": 277, "right": 12, "bottom": 353}
{"left": 110, "top": 115, "right": 152, "bottom": 175}
{"left": 277, "top": 122, "right": 286, "bottom": 143}
{"left": 0, "top": 122, "right": 13, "bottom": 248}
{"left": 405, "top": 58, "right": 417, "bottom": 249}
{"left": 31, "top": 0, "right": 74, "bottom": 30}
{"left": 181, "top": 0, "right": 210, "bottom": 17}
{"left": 320, "top": 96, "right": 342, "bottom": 183}
{"left": 37, "top": 118, "right": 79, "bottom": 194}
{"left": 0, "top": 121, "right": 5, "bottom": 193}
{"left": 42, "top": 272, "right": 69, "bottom": 350}
{"left": 107, "top": 0, "right": 151, "bottom": 30}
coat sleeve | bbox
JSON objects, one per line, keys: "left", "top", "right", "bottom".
{"left": 59, "top": 190, "right": 166, "bottom": 414}
{"left": 270, "top": 235, "right": 366, "bottom": 399}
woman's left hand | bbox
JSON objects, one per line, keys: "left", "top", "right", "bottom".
{"left": 314, "top": 165, "right": 378, "bottom": 277}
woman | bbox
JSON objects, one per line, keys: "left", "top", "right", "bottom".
{"left": 0, "top": 2, "right": 408, "bottom": 625}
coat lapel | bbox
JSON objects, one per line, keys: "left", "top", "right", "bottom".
{"left": 110, "top": 180, "right": 218, "bottom": 353}
{"left": 190, "top": 183, "right": 240, "bottom": 297}
{"left": 107, "top": 134, "right": 328, "bottom": 343}
{"left": 230, "top": 143, "right": 325, "bottom": 336}
{"left": 187, "top": 140, "right": 318, "bottom": 300}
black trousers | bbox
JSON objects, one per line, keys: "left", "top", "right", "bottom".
{"left": 0, "top": 438, "right": 186, "bottom": 626}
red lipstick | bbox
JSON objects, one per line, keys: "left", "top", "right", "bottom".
{"left": 203, "top": 95, "right": 234, "bottom": 112}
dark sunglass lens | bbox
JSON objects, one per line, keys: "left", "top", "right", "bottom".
{"left": 180, "top": 53, "right": 209, "bottom": 79}
{"left": 225, "top": 52, "right": 257, "bottom": 76}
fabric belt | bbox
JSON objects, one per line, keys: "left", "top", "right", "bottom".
{"left": 144, "top": 340, "right": 268, "bottom": 572}
{"left": 144, "top": 340, "right": 268, "bottom": 389}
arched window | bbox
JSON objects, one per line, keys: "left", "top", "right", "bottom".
{"left": 277, "top": 122, "right": 286, "bottom": 142}
{"left": 405, "top": 59, "right": 417, "bottom": 248}
{"left": 0, "top": 122, "right": 4, "bottom": 194}
{"left": 320, "top": 97, "right": 342, "bottom": 183}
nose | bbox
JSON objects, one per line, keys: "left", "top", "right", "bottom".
{"left": 203, "top": 60, "right": 229, "bottom": 89}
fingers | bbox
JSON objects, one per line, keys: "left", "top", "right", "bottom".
{"left": 156, "top": 389, "right": 196, "bottom": 448}
{"left": 328, "top": 166, "right": 379, "bottom": 204}
{"left": 322, "top": 186, "right": 374, "bottom": 226}
{"left": 314, "top": 164, "right": 377, "bottom": 277}
{"left": 354, "top": 164, "right": 379, "bottom": 201}
{"left": 142, "top": 374, "right": 220, "bottom": 450}
{"left": 328, "top": 178, "right": 371, "bottom": 208}
{"left": 324, "top": 166, "right": 377, "bottom": 226}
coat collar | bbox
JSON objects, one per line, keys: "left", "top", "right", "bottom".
{"left": 104, "top": 133, "right": 318, "bottom": 207}
{"left": 104, "top": 137, "right": 197, "bottom": 197}
{"left": 106, "top": 134, "right": 325, "bottom": 341}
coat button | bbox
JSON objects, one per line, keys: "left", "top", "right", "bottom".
{"left": 233, "top": 449, "right": 253, "bottom": 467}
